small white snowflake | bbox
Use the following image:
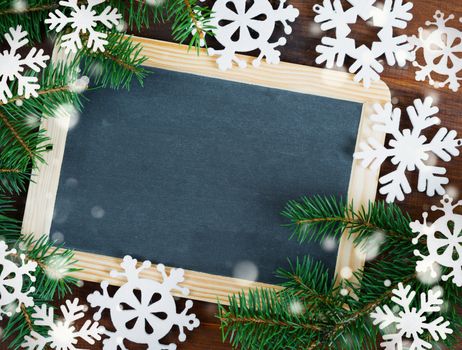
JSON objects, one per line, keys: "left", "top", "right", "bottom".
{"left": 22, "top": 298, "right": 104, "bottom": 350}
{"left": 371, "top": 283, "right": 452, "bottom": 350}
{"left": 410, "top": 195, "right": 462, "bottom": 287}
{"left": 0, "top": 241, "right": 37, "bottom": 319}
{"left": 0, "top": 26, "right": 49, "bottom": 103}
{"left": 354, "top": 97, "right": 462, "bottom": 202}
{"left": 45, "top": 0, "right": 121, "bottom": 53}
{"left": 313, "top": 0, "right": 414, "bottom": 88}
{"left": 208, "top": 0, "right": 299, "bottom": 70}
{"left": 408, "top": 11, "right": 462, "bottom": 92}
{"left": 87, "top": 256, "right": 200, "bottom": 350}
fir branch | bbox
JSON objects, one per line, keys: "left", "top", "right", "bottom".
{"left": 0, "top": 109, "right": 34, "bottom": 159}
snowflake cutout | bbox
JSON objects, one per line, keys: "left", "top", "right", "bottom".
{"left": 208, "top": 0, "right": 299, "bottom": 70}
{"left": 0, "top": 26, "right": 49, "bottom": 103}
{"left": 87, "top": 256, "right": 200, "bottom": 350}
{"left": 408, "top": 11, "right": 462, "bottom": 92}
{"left": 371, "top": 283, "right": 452, "bottom": 350}
{"left": 410, "top": 195, "right": 462, "bottom": 287}
{"left": 0, "top": 241, "right": 37, "bottom": 319}
{"left": 354, "top": 97, "right": 462, "bottom": 202}
{"left": 22, "top": 298, "right": 104, "bottom": 350}
{"left": 45, "top": 0, "right": 121, "bottom": 54}
{"left": 313, "top": 0, "right": 414, "bottom": 88}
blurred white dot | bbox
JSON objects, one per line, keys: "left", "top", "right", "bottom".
{"left": 76, "top": 280, "right": 84, "bottom": 287}
{"left": 445, "top": 185, "right": 459, "bottom": 200}
{"left": 340, "top": 288, "right": 349, "bottom": 296}
{"left": 69, "top": 76, "right": 90, "bottom": 93}
{"left": 321, "top": 236, "right": 337, "bottom": 252}
{"left": 52, "top": 103, "right": 80, "bottom": 131}
{"left": 146, "top": 0, "right": 166, "bottom": 6}
{"left": 384, "top": 279, "right": 391, "bottom": 287}
{"left": 12, "top": 0, "right": 27, "bottom": 12}
{"left": 24, "top": 114, "right": 40, "bottom": 128}
{"left": 15, "top": 99, "right": 23, "bottom": 106}
{"left": 65, "top": 177, "right": 78, "bottom": 188}
{"left": 51, "top": 231, "right": 64, "bottom": 244}
{"left": 340, "top": 266, "right": 353, "bottom": 280}
{"left": 289, "top": 300, "right": 305, "bottom": 315}
{"left": 18, "top": 241, "right": 27, "bottom": 251}
{"left": 431, "top": 285, "right": 443, "bottom": 297}
{"left": 392, "top": 305, "right": 400, "bottom": 313}
{"left": 82, "top": 305, "right": 89, "bottom": 312}
{"left": 391, "top": 97, "right": 399, "bottom": 104}
{"left": 233, "top": 261, "right": 258, "bottom": 282}
{"left": 91, "top": 206, "right": 105, "bottom": 219}
{"left": 417, "top": 263, "right": 441, "bottom": 285}
{"left": 359, "top": 230, "right": 385, "bottom": 261}
{"left": 116, "top": 19, "right": 127, "bottom": 32}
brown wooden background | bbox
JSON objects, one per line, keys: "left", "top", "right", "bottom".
{"left": 2, "top": 0, "right": 462, "bottom": 348}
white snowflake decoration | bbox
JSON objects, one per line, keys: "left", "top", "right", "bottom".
{"left": 408, "top": 11, "right": 462, "bottom": 92}
{"left": 354, "top": 97, "right": 462, "bottom": 202}
{"left": 0, "top": 26, "right": 49, "bottom": 103}
{"left": 0, "top": 241, "right": 37, "bottom": 319}
{"left": 313, "top": 0, "right": 414, "bottom": 88}
{"left": 45, "top": 0, "right": 121, "bottom": 54}
{"left": 22, "top": 298, "right": 104, "bottom": 350}
{"left": 410, "top": 195, "right": 462, "bottom": 287}
{"left": 87, "top": 256, "right": 200, "bottom": 350}
{"left": 208, "top": 0, "right": 299, "bottom": 70}
{"left": 371, "top": 283, "right": 452, "bottom": 350}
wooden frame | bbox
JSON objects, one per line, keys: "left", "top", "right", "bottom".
{"left": 21, "top": 37, "right": 391, "bottom": 305}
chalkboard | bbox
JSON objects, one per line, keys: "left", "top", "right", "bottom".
{"left": 50, "top": 66, "right": 361, "bottom": 285}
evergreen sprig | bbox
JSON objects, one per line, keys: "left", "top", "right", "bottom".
{"left": 219, "top": 196, "right": 462, "bottom": 350}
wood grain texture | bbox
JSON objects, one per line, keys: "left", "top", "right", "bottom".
{"left": 2, "top": 0, "right": 462, "bottom": 349}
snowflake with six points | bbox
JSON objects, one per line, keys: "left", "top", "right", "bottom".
{"left": 87, "top": 256, "right": 200, "bottom": 350}
{"left": 313, "top": 0, "right": 414, "bottom": 88}
{"left": 208, "top": 0, "right": 299, "bottom": 70}
{"left": 371, "top": 283, "right": 452, "bottom": 350}
{"left": 0, "top": 240, "right": 37, "bottom": 319}
{"left": 410, "top": 195, "right": 462, "bottom": 287}
{"left": 354, "top": 97, "right": 462, "bottom": 202}
{"left": 0, "top": 26, "right": 49, "bottom": 103}
{"left": 22, "top": 298, "right": 104, "bottom": 350}
{"left": 45, "top": 0, "right": 121, "bottom": 53}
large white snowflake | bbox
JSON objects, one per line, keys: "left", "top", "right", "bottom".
{"left": 354, "top": 97, "right": 462, "bottom": 202}
{"left": 22, "top": 298, "right": 104, "bottom": 350}
{"left": 0, "top": 240, "right": 37, "bottom": 319}
{"left": 208, "top": 0, "right": 299, "bottom": 70}
{"left": 410, "top": 195, "right": 462, "bottom": 287}
{"left": 0, "top": 26, "right": 49, "bottom": 103}
{"left": 371, "top": 283, "right": 452, "bottom": 350}
{"left": 408, "top": 11, "right": 462, "bottom": 92}
{"left": 313, "top": 0, "right": 414, "bottom": 88}
{"left": 87, "top": 256, "right": 200, "bottom": 350}
{"left": 45, "top": 0, "right": 121, "bottom": 54}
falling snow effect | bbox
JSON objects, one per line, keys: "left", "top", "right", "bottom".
{"left": 0, "top": 26, "right": 49, "bottom": 103}
{"left": 409, "top": 11, "right": 462, "bottom": 92}
{"left": 371, "top": 283, "right": 452, "bottom": 350}
{"left": 87, "top": 256, "right": 200, "bottom": 350}
{"left": 22, "top": 299, "right": 104, "bottom": 350}
{"left": 313, "top": 0, "right": 414, "bottom": 88}
{"left": 354, "top": 97, "right": 462, "bottom": 202}
{"left": 45, "top": 0, "right": 121, "bottom": 53}
{"left": 0, "top": 241, "right": 37, "bottom": 319}
{"left": 208, "top": 0, "right": 299, "bottom": 70}
{"left": 410, "top": 195, "right": 462, "bottom": 287}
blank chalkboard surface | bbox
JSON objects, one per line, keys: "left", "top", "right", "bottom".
{"left": 49, "top": 66, "right": 361, "bottom": 285}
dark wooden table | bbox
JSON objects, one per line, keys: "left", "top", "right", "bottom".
{"left": 3, "top": 0, "right": 462, "bottom": 349}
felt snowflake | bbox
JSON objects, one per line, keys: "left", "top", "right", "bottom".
{"left": 87, "top": 256, "right": 200, "bottom": 350}
{"left": 354, "top": 97, "right": 462, "bottom": 202}
{"left": 410, "top": 195, "right": 462, "bottom": 287}
{"left": 313, "top": 0, "right": 414, "bottom": 88}
{"left": 0, "top": 26, "right": 49, "bottom": 103}
{"left": 22, "top": 298, "right": 104, "bottom": 350}
{"left": 0, "top": 240, "right": 37, "bottom": 319}
{"left": 371, "top": 283, "right": 452, "bottom": 350}
{"left": 408, "top": 11, "right": 462, "bottom": 92}
{"left": 45, "top": 0, "right": 121, "bottom": 54}
{"left": 208, "top": 0, "right": 299, "bottom": 70}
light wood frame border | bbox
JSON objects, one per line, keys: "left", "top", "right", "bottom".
{"left": 21, "top": 37, "right": 391, "bottom": 305}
